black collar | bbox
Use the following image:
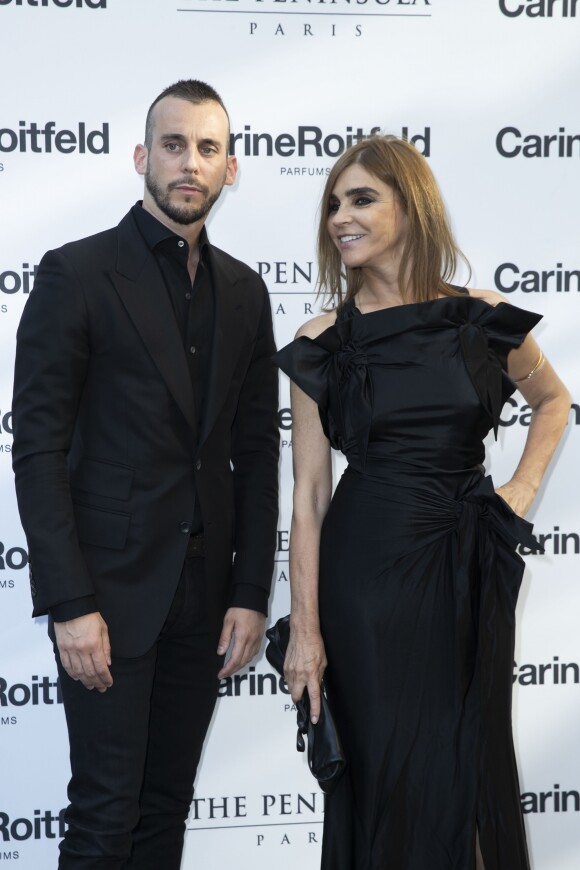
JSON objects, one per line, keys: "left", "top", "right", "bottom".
{"left": 131, "top": 201, "right": 209, "bottom": 259}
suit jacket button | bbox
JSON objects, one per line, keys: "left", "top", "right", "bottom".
{"left": 195, "top": 459, "right": 202, "bottom": 471}
{"left": 179, "top": 522, "right": 191, "bottom": 534}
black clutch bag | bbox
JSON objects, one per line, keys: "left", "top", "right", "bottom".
{"left": 265, "top": 614, "right": 345, "bottom": 795}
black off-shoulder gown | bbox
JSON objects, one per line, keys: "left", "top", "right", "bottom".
{"left": 274, "top": 296, "right": 542, "bottom": 870}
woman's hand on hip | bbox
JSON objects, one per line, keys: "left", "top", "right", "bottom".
{"left": 495, "top": 477, "right": 538, "bottom": 517}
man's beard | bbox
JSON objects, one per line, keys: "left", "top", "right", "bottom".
{"left": 145, "top": 167, "right": 225, "bottom": 225}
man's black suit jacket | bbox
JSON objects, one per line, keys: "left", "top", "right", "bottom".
{"left": 12, "top": 210, "right": 279, "bottom": 657}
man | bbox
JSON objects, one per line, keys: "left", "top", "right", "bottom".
{"left": 12, "top": 80, "right": 279, "bottom": 869}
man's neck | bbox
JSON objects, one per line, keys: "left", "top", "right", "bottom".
{"left": 141, "top": 198, "right": 206, "bottom": 251}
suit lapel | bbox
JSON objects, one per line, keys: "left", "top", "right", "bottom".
{"left": 110, "top": 212, "right": 198, "bottom": 440}
{"left": 199, "top": 246, "right": 249, "bottom": 447}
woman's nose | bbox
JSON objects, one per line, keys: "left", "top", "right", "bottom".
{"left": 331, "top": 205, "right": 350, "bottom": 226}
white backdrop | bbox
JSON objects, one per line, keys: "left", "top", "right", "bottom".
{"left": 0, "top": 1, "right": 579, "bottom": 868}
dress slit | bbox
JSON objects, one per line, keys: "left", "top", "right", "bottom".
{"left": 475, "top": 827, "right": 486, "bottom": 870}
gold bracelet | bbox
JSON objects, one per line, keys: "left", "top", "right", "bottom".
{"left": 514, "top": 350, "right": 545, "bottom": 382}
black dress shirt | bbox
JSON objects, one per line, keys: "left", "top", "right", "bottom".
{"left": 132, "top": 202, "right": 215, "bottom": 435}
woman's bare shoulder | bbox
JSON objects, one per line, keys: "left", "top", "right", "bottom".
{"left": 466, "top": 288, "right": 511, "bottom": 307}
{"left": 295, "top": 310, "right": 338, "bottom": 340}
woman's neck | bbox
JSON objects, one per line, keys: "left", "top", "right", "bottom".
{"left": 356, "top": 266, "right": 408, "bottom": 311}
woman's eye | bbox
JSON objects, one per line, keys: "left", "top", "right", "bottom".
{"left": 355, "top": 196, "right": 372, "bottom": 206}
{"left": 328, "top": 202, "right": 339, "bottom": 213}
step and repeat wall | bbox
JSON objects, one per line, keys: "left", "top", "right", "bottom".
{"left": 0, "top": 1, "right": 578, "bottom": 868}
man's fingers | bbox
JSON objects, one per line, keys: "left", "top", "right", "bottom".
{"left": 91, "top": 651, "right": 113, "bottom": 687}
{"left": 67, "top": 651, "right": 86, "bottom": 680}
{"left": 217, "top": 631, "right": 257, "bottom": 678}
{"left": 57, "top": 641, "right": 113, "bottom": 691}
{"left": 59, "top": 649, "right": 74, "bottom": 678}
{"left": 54, "top": 612, "right": 113, "bottom": 692}
{"left": 217, "top": 609, "right": 265, "bottom": 677}
{"left": 62, "top": 650, "right": 111, "bottom": 691}
{"left": 101, "top": 628, "right": 112, "bottom": 667}
{"left": 216, "top": 618, "right": 234, "bottom": 656}
{"left": 218, "top": 636, "right": 245, "bottom": 678}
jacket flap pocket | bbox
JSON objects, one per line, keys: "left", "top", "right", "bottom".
{"left": 72, "top": 459, "right": 134, "bottom": 501}
{"left": 74, "top": 503, "right": 131, "bottom": 551}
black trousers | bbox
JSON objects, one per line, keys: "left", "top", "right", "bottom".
{"left": 55, "top": 553, "right": 223, "bottom": 869}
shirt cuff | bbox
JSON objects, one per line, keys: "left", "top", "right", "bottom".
{"left": 229, "top": 584, "right": 269, "bottom": 616}
{"left": 49, "top": 596, "right": 98, "bottom": 623}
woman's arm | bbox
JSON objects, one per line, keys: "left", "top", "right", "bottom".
{"left": 284, "top": 321, "right": 334, "bottom": 724}
{"left": 468, "top": 289, "right": 571, "bottom": 516}
{"left": 496, "top": 333, "right": 571, "bottom": 516}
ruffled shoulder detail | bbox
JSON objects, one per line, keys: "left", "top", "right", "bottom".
{"left": 476, "top": 301, "right": 542, "bottom": 369}
{"left": 458, "top": 300, "right": 542, "bottom": 438}
{"left": 273, "top": 322, "right": 354, "bottom": 454}
{"left": 273, "top": 334, "right": 335, "bottom": 407}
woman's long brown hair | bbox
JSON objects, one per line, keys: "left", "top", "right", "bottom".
{"left": 317, "top": 135, "right": 471, "bottom": 309}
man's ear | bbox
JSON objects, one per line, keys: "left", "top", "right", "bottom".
{"left": 134, "top": 144, "right": 148, "bottom": 178}
{"left": 224, "top": 155, "right": 238, "bottom": 187}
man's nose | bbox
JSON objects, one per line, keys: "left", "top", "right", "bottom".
{"left": 181, "top": 147, "right": 199, "bottom": 174}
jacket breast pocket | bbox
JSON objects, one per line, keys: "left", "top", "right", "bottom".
{"left": 74, "top": 502, "right": 131, "bottom": 551}
{"left": 71, "top": 458, "right": 134, "bottom": 501}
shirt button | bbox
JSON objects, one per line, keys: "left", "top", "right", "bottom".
{"left": 179, "top": 522, "right": 191, "bottom": 534}
{"left": 185, "top": 292, "right": 192, "bottom": 301}
{"left": 195, "top": 459, "right": 202, "bottom": 471}
{"left": 178, "top": 240, "right": 185, "bottom": 248}
{"left": 189, "top": 346, "right": 196, "bottom": 355}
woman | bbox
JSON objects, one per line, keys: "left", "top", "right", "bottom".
{"left": 274, "top": 136, "right": 570, "bottom": 870}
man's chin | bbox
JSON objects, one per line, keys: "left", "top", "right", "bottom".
{"left": 163, "top": 205, "right": 209, "bottom": 226}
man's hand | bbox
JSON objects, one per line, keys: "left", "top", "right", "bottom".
{"left": 217, "top": 608, "right": 266, "bottom": 679}
{"left": 54, "top": 612, "right": 113, "bottom": 692}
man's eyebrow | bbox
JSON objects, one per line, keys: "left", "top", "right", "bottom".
{"left": 159, "top": 132, "right": 187, "bottom": 142}
{"left": 159, "top": 133, "right": 223, "bottom": 149}
{"left": 199, "top": 138, "right": 222, "bottom": 149}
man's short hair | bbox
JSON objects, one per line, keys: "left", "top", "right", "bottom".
{"left": 144, "top": 80, "right": 229, "bottom": 150}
